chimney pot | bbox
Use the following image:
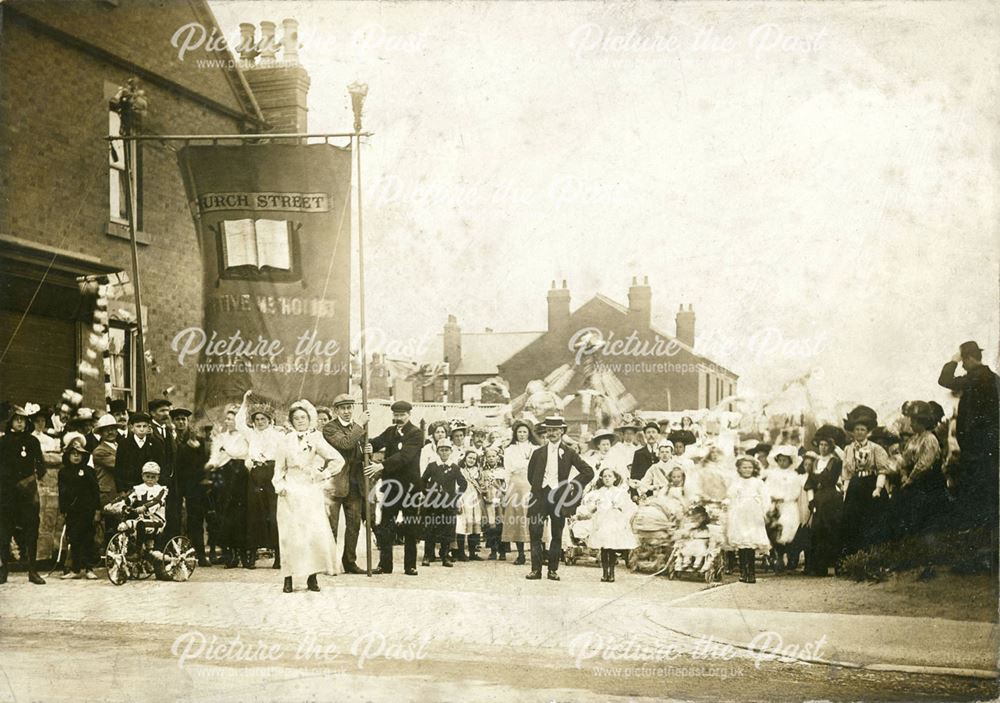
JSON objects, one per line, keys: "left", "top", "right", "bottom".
{"left": 238, "top": 23, "right": 257, "bottom": 62}
{"left": 562, "top": 279, "right": 567, "bottom": 288}
{"left": 259, "top": 21, "right": 278, "bottom": 60}
{"left": 643, "top": 275, "right": 649, "bottom": 285}
{"left": 281, "top": 18, "right": 300, "bottom": 64}
{"left": 632, "top": 276, "right": 638, "bottom": 285}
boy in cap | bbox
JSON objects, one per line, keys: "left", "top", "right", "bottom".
{"left": 420, "top": 439, "right": 466, "bottom": 567}
{"left": 118, "top": 461, "right": 169, "bottom": 558}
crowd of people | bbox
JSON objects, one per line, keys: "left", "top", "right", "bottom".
{"left": 0, "top": 340, "right": 996, "bottom": 589}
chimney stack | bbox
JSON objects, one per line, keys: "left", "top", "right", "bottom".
{"left": 444, "top": 314, "right": 462, "bottom": 370}
{"left": 627, "top": 275, "right": 652, "bottom": 330}
{"left": 676, "top": 303, "right": 696, "bottom": 348}
{"left": 242, "top": 18, "right": 311, "bottom": 133}
{"left": 547, "top": 280, "right": 571, "bottom": 332}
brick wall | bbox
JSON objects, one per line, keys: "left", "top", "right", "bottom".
{"left": 0, "top": 15, "right": 246, "bottom": 410}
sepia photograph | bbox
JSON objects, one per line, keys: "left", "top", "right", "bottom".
{"left": 0, "top": 1, "right": 998, "bottom": 701}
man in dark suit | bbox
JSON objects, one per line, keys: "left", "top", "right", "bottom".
{"left": 365, "top": 401, "right": 423, "bottom": 575}
{"left": 113, "top": 412, "right": 166, "bottom": 493}
{"left": 322, "top": 393, "right": 370, "bottom": 574}
{"left": 169, "top": 408, "right": 211, "bottom": 565}
{"left": 938, "top": 340, "right": 1000, "bottom": 534}
{"left": 629, "top": 421, "right": 662, "bottom": 482}
{"left": 525, "top": 416, "right": 594, "bottom": 581}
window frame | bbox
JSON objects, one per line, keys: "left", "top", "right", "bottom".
{"left": 107, "top": 320, "right": 136, "bottom": 408}
{"left": 108, "top": 108, "right": 143, "bottom": 230}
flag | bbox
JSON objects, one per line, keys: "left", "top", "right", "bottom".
{"left": 176, "top": 143, "right": 352, "bottom": 410}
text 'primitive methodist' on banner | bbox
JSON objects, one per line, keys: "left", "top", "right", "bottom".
{"left": 176, "top": 143, "right": 352, "bottom": 411}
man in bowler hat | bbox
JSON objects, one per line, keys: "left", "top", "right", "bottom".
{"left": 365, "top": 401, "right": 423, "bottom": 575}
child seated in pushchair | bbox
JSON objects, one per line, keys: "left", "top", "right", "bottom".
{"left": 104, "top": 461, "right": 169, "bottom": 560}
{"left": 674, "top": 506, "right": 713, "bottom": 571}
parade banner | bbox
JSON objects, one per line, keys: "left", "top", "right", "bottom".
{"left": 176, "top": 143, "right": 352, "bottom": 410}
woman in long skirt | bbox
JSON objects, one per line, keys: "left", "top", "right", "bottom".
{"left": 236, "top": 391, "right": 282, "bottom": 569}
{"left": 501, "top": 419, "right": 536, "bottom": 565}
{"left": 839, "top": 406, "right": 892, "bottom": 560}
{"left": 804, "top": 429, "right": 843, "bottom": 576}
{"left": 273, "top": 399, "right": 345, "bottom": 593}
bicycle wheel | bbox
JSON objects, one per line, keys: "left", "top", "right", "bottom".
{"left": 105, "top": 533, "right": 129, "bottom": 586}
{"left": 160, "top": 536, "right": 197, "bottom": 582}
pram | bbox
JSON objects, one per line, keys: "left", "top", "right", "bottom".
{"left": 664, "top": 504, "right": 727, "bottom": 583}
{"left": 562, "top": 510, "right": 600, "bottom": 566}
{"left": 103, "top": 496, "right": 197, "bottom": 585}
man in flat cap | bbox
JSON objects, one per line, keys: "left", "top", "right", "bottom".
{"left": 322, "top": 394, "right": 370, "bottom": 574}
{"left": 938, "top": 341, "right": 999, "bottom": 537}
{"left": 365, "top": 401, "right": 423, "bottom": 575}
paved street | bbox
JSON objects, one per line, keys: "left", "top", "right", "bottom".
{"left": 0, "top": 548, "right": 996, "bottom": 702}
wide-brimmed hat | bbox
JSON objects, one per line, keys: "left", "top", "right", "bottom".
{"left": 843, "top": 405, "right": 878, "bottom": 432}
{"left": 812, "top": 424, "right": 846, "bottom": 448}
{"left": 772, "top": 444, "right": 798, "bottom": 459}
{"left": 746, "top": 442, "right": 772, "bottom": 457}
{"left": 540, "top": 416, "right": 568, "bottom": 430}
{"left": 94, "top": 413, "right": 118, "bottom": 431}
{"left": 668, "top": 429, "right": 697, "bottom": 446}
{"left": 615, "top": 414, "right": 641, "bottom": 432}
{"left": 589, "top": 428, "right": 618, "bottom": 445}
{"left": 62, "top": 444, "right": 91, "bottom": 465}
{"left": 902, "top": 400, "right": 935, "bottom": 429}
{"left": 869, "top": 426, "right": 900, "bottom": 448}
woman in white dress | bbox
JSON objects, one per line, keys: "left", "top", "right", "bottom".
{"left": 501, "top": 419, "right": 536, "bottom": 565}
{"left": 763, "top": 445, "right": 806, "bottom": 572}
{"left": 272, "top": 399, "right": 345, "bottom": 593}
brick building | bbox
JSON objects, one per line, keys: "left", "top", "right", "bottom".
{"left": 497, "top": 278, "right": 738, "bottom": 416}
{"left": 0, "top": 1, "right": 308, "bottom": 412}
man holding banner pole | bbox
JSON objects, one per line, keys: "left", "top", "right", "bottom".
{"left": 321, "top": 395, "right": 368, "bottom": 574}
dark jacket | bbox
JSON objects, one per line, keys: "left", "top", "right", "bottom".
{"left": 58, "top": 461, "right": 101, "bottom": 515}
{"left": 150, "top": 421, "right": 176, "bottom": 483}
{"left": 322, "top": 419, "right": 367, "bottom": 498}
{"left": 938, "top": 362, "right": 1000, "bottom": 456}
{"left": 370, "top": 421, "right": 423, "bottom": 501}
{"left": 421, "top": 462, "right": 467, "bottom": 512}
{"left": 114, "top": 433, "right": 166, "bottom": 493}
{"left": 527, "top": 441, "right": 595, "bottom": 517}
{"left": 0, "top": 430, "right": 45, "bottom": 488}
{"left": 630, "top": 445, "right": 657, "bottom": 481}
{"left": 173, "top": 429, "right": 210, "bottom": 492}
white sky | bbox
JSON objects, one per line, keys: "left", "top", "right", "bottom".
{"left": 211, "top": 1, "right": 999, "bottom": 412}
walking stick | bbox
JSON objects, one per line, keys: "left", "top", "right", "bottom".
{"left": 46, "top": 524, "right": 67, "bottom": 578}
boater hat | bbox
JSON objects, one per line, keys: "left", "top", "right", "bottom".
{"left": 590, "top": 428, "right": 617, "bottom": 445}
{"left": 94, "top": 413, "right": 118, "bottom": 431}
{"left": 540, "top": 416, "right": 568, "bottom": 430}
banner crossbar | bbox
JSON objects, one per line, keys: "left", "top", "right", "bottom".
{"left": 106, "top": 132, "right": 372, "bottom": 141}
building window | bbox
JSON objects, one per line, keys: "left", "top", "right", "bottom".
{"left": 462, "top": 383, "right": 482, "bottom": 403}
{"left": 421, "top": 383, "right": 438, "bottom": 402}
{"left": 705, "top": 373, "right": 711, "bottom": 409}
{"left": 107, "top": 322, "right": 135, "bottom": 406}
{"left": 215, "top": 219, "right": 301, "bottom": 282}
{"left": 108, "top": 109, "right": 142, "bottom": 228}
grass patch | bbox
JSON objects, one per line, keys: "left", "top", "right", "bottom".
{"left": 838, "top": 527, "right": 995, "bottom": 582}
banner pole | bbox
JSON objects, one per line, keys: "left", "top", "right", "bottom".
{"left": 357, "top": 132, "right": 374, "bottom": 578}
{"left": 121, "top": 105, "right": 148, "bottom": 411}
{"left": 350, "top": 84, "right": 375, "bottom": 576}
